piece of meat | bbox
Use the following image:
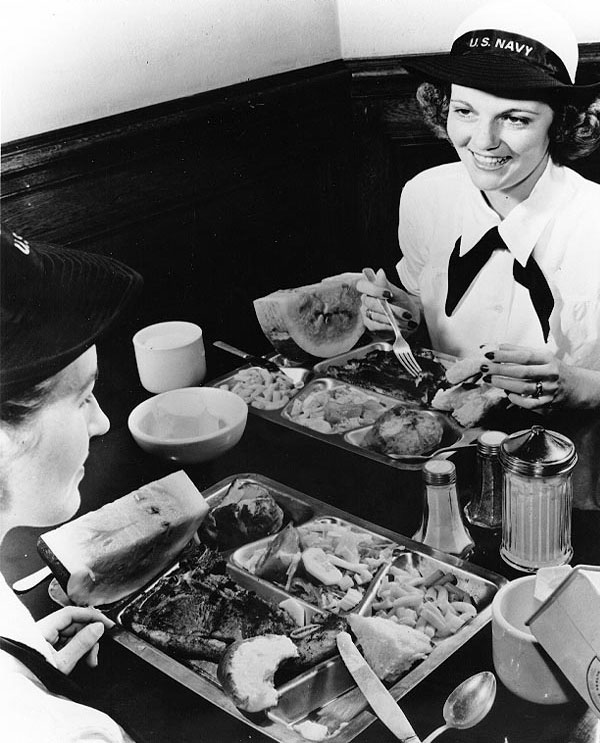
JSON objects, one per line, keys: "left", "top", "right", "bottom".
{"left": 120, "top": 546, "right": 296, "bottom": 662}
{"left": 198, "top": 479, "right": 284, "bottom": 550}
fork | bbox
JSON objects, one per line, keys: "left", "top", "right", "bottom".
{"left": 362, "top": 268, "right": 423, "bottom": 378}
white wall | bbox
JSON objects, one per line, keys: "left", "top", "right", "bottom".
{"left": 2, "top": 0, "right": 600, "bottom": 144}
{"left": 1, "top": 0, "right": 341, "bottom": 143}
{"left": 337, "top": 0, "right": 600, "bottom": 58}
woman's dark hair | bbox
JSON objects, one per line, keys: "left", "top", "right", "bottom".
{"left": 416, "top": 81, "right": 600, "bottom": 165}
{"left": 0, "top": 376, "right": 58, "bottom": 426}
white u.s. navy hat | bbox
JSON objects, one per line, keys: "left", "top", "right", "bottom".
{"left": 405, "top": 0, "right": 599, "bottom": 95}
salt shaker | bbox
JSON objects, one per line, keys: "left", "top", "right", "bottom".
{"left": 499, "top": 425, "right": 577, "bottom": 572}
{"left": 465, "top": 430, "right": 508, "bottom": 530}
{"left": 413, "top": 459, "right": 474, "bottom": 558}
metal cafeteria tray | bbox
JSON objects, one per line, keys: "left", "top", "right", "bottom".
{"left": 210, "top": 343, "right": 480, "bottom": 471}
{"left": 110, "top": 473, "right": 507, "bottom": 743}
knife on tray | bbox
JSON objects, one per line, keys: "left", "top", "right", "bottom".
{"left": 336, "top": 632, "right": 421, "bottom": 742}
{"left": 213, "top": 341, "right": 308, "bottom": 385}
{"left": 213, "top": 340, "right": 281, "bottom": 373}
{"left": 12, "top": 565, "right": 53, "bottom": 593}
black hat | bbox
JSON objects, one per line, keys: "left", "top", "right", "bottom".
{"left": 404, "top": 0, "right": 600, "bottom": 95}
{"left": 1, "top": 226, "right": 143, "bottom": 400}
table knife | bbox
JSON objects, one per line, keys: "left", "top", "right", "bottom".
{"left": 12, "top": 565, "right": 52, "bottom": 593}
{"left": 213, "top": 341, "right": 281, "bottom": 373}
{"left": 336, "top": 632, "right": 421, "bottom": 742}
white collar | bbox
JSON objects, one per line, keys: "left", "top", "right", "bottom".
{"left": 459, "top": 159, "right": 575, "bottom": 266}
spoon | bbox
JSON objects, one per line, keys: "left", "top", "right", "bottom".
{"left": 422, "top": 671, "right": 497, "bottom": 743}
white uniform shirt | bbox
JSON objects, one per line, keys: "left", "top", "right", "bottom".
{"left": 397, "top": 160, "right": 600, "bottom": 370}
{"left": 0, "top": 574, "right": 125, "bottom": 743}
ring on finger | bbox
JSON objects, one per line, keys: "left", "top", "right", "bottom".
{"left": 533, "top": 380, "right": 544, "bottom": 398}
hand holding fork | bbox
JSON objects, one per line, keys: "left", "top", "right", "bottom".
{"left": 359, "top": 268, "right": 423, "bottom": 378}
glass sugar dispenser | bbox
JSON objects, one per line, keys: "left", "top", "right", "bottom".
{"left": 465, "top": 430, "right": 508, "bottom": 530}
{"left": 499, "top": 425, "right": 577, "bottom": 573}
{"left": 413, "top": 459, "right": 474, "bottom": 558}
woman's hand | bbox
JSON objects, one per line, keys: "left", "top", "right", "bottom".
{"left": 356, "top": 268, "right": 421, "bottom": 334}
{"left": 37, "top": 607, "right": 115, "bottom": 674}
{"left": 479, "top": 344, "right": 600, "bottom": 410}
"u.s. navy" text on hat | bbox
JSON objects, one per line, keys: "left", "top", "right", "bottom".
{"left": 468, "top": 35, "right": 533, "bottom": 57}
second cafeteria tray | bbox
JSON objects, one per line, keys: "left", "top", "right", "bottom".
{"left": 211, "top": 342, "right": 482, "bottom": 470}
{"left": 111, "top": 473, "right": 507, "bottom": 743}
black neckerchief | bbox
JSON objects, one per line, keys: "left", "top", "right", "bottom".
{"left": 0, "top": 635, "right": 88, "bottom": 703}
{"left": 445, "top": 226, "right": 554, "bottom": 342}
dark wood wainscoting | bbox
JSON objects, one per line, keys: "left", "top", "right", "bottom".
{"left": 2, "top": 46, "right": 599, "bottom": 373}
{"left": 1, "top": 61, "right": 356, "bottom": 361}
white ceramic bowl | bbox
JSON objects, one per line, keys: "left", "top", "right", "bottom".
{"left": 128, "top": 387, "right": 248, "bottom": 464}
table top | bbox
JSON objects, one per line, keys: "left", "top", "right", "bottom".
{"left": 2, "top": 346, "right": 600, "bottom": 743}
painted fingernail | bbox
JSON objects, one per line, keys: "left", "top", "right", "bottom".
{"left": 484, "top": 352, "right": 495, "bottom": 360}
{"left": 383, "top": 290, "right": 393, "bottom": 300}
{"left": 402, "top": 311, "right": 412, "bottom": 319}
{"left": 480, "top": 364, "right": 489, "bottom": 372}
{"left": 408, "top": 321, "right": 418, "bottom": 329}
{"left": 482, "top": 374, "right": 492, "bottom": 383}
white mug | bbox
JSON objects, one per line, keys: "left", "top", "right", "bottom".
{"left": 491, "top": 575, "right": 574, "bottom": 704}
{"left": 132, "top": 321, "right": 206, "bottom": 393}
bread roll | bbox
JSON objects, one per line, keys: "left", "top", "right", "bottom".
{"left": 217, "top": 635, "right": 298, "bottom": 712}
{"left": 38, "top": 470, "right": 208, "bottom": 606}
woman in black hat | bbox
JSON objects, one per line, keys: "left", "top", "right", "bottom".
{"left": 358, "top": 0, "right": 600, "bottom": 411}
{"left": 0, "top": 227, "right": 141, "bottom": 741}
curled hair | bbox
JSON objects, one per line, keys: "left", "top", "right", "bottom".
{"left": 415, "top": 81, "right": 600, "bottom": 165}
{"left": 0, "top": 377, "right": 58, "bottom": 426}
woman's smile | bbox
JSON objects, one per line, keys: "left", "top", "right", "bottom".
{"left": 470, "top": 152, "right": 511, "bottom": 169}
{"left": 447, "top": 84, "right": 554, "bottom": 213}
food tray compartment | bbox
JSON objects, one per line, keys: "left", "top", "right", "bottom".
{"left": 229, "top": 516, "right": 401, "bottom": 614}
{"left": 202, "top": 474, "right": 317, "bottom": 532}
{"left": 312, "top": 342, "right": 455, "bottom": 404}
{"left": 344, "top": 410, "right": 482, "bottom": 467}
{"left": 280, "top": 379, "right": 399, "bottom": 435}
{"left": 269, "top": 546, "right": 506, "bottom": 735}
{"left": 209, "top": 363, "right": 311, "bottom": 411}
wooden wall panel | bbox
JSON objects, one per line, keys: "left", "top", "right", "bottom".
{"left": 2, "top": 62, "right": 356, "bottom": 357}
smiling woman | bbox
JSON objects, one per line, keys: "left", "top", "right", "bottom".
{"left": 356, "top": 0, "right": 600, "bottom": 412}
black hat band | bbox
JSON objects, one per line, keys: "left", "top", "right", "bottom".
{"left": 452, "top": 30, "right": 572, "bottom": 85}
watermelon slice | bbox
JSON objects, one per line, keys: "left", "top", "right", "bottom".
{"left": 37, "top": 471, "right": 209, "bottom": 606}
{"left": 254, "top": 273, "right": 365, "bottom": 361}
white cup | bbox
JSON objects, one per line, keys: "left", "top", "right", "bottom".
{"left": 132, "top": 321, "right": 206, "bottom": 393}
{"left": 491, "top": 575, "right": 574, "bottom": 704}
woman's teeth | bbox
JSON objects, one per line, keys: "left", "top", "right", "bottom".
{"left": 472, "top": 152, "right": 511, "bottom": 167}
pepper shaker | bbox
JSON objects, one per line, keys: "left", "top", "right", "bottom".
{"left": 413, "top": 459, "right": 474, "bottom": 558}
{"left": 499, "top": 425, "right": 577, "bottom": 572}
{"left": 465, "top": 430, "right": 508, "bottom": 530}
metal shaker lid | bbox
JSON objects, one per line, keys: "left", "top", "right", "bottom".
{"left": 477, "top": 430, "right": 508, "bottom": 456}
{"left": 499, "top": 425, "right": 577, "bottom": 477}
{"left": 423, "top": 458, "right": 456, "bottom": 485}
